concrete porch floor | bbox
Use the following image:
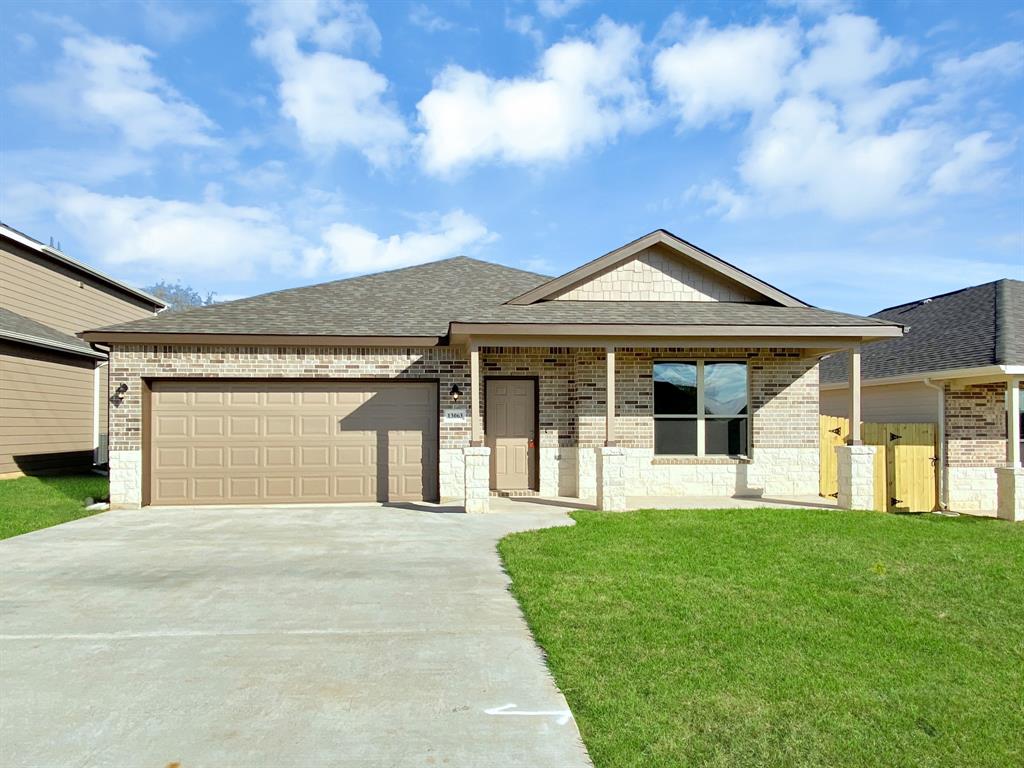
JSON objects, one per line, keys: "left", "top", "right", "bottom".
{"left": 487, "top": 494, "right": 839, "bottom": 512}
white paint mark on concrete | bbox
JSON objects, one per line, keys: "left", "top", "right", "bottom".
{"left": 484, "top": 702, "right": 573, "bottom": 725}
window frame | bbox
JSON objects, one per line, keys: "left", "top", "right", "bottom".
{"left": 653, "top": 359, "right": 751, "bottom": 457}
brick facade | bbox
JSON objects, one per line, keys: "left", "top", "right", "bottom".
{"left": 107, "top": 343, "right": 821, "bottom": 506}
{"left": 944, "top": 381, "right": 1009, "bottom": 513}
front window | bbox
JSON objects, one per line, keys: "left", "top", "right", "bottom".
{"left": 653, "top": 361, "right": 749, "bottom": 456}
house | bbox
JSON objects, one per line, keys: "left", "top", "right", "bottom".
{"left": 0, "top": 224, "right": 165, "bottom": 477}
{"left": 81, "top": 230, "right": 904, "bottom": 512}
{"left": 820, "top": 280, "right": 1023, "bottom": 518}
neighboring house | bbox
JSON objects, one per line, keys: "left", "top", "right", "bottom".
{"left": 0, "top": 224, "right": 165, "bottom": 477}
{"left": 821, "top": 280, "right": 1024, "bottom": 514}
{"left": 82, "top": 230, "right": 901, "bottom": 510}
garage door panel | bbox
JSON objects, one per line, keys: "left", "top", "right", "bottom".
{"left": 155, "top": 477, "right": 189, "bottom": 504}
{"left": 229, "top": 477, "right": 260, "bottom": 499}
{"left": 150, "top": 381, "right": 437, "bottom": 505}
{"left": 155, "top": 415, "right": 188, "bottom": 438}
{"left": 194, "top": 447, "right": 225, "bottom": 468}
{"left": 265, "top": 446, "right": 296, "bottom": 467}
{"left": 155, "top": 446, "right": 188, "bottom": 470}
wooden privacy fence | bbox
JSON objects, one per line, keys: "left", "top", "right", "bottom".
{"left": 820, "top": 415, "right": 938, "bottom": 513}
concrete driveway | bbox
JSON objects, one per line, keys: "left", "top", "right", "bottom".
{"left": 0, "top": 503, "right": 592, "bottom": 768}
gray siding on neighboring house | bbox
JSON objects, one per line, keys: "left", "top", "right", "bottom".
{"left": 0, "top": 240, "right": 157, "bottom": 336}
{"left": 0, "top": 341, "right": 95, "bottom": 476}
{"left": 820, "top": 381, "right": 940, "bottom": 423}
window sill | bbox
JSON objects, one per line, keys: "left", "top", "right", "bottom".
{"left": 651, "top": 456, "right": 752, "bottom": 465}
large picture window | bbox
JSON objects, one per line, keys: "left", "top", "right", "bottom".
{"left": 653, "top": 361, "right": 749, "bottom": 456}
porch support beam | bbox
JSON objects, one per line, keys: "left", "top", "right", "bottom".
{"left": 606, "top": 346, "right": 616, "bottom": 446}
{"left": 847, "top": 345, "right": 862, "bottom": 445}
{"left": 1008, "top": 377, "right": 1022, "bottom": 467}
{"left": 470, "top": 343, "right": 483, "bottom": 445}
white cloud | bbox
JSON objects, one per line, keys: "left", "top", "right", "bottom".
{"left": 736, "top": 96, "right": 934, "bottom": 219}
{"left": 929, "top": 131, "right": 1014, "bottom": 195}
{"left": 250, "top": 0, "right": 408, "bottom": 167}
{"left": 937, "top": 41, "right": 1024, "bottom": 82}
{"left": 653, "top": 20, "right": 799, "bottom": 127}
{"left": 536, "top": 0, "right": 585, "bottom": 19}
{"left": 303, "top": 210, "right": 496, "bottom": 274}
{"left": 51, "top": 186, "right": 302, "bottom": 281}
{"left": 505, "top": 11, "right": 544, "bottom": 47}
{"left": 417, "top": 18, "right": 652, "bottom": 174}
{"left": 34, "top": 183, "right": 493, "bottom": 284}
{"left": 15, "top": 34, "right": 216, "bottom": 150}
{"left": 409, "top": 3, "right": 453, "bottom": 33}
{"left": 140, "top": 1, "right": 208, "bottom": 43}
{"left": 15, "top": 32, "right": 35, "bottom": 52}
{"left": 767, "top": 0, "right": 852, "bottom": 15}
{"left": 792, "top": 13, "right": 905, "bottom": 97}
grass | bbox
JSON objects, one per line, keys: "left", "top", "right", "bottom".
{"left": 499, "top": 508, "right": 1024, "bottom": 768}
{"left": 0, "top": 474, "right": 110, "bottom": 540}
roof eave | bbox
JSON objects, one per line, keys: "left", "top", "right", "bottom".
{"left": 821, "top": 363, "right": 1024, "bottom": 389}
{"left": 450, "top": 321, "right": 902, "bottom": 347}
{"left": 80, "top": 331, "right": 445, "bottom": 347}
{"left": 1, "top": 330, "right": 106, "bottom": 359}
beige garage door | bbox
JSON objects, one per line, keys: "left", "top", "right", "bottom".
{"left": 149, "top": 380, "right": 437, "bottom": 506}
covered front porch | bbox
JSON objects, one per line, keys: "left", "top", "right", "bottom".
{"left": 450, "top": 330, "right": 870, "bottom": 513}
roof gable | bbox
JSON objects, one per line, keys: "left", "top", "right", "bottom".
{"left": 505, "top": 230, "right": 807, "bottom": 307}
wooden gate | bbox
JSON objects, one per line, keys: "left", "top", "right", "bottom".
{"left": 819, "top": 416, "right": 938, "bottom": 512}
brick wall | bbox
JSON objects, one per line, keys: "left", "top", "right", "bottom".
{"left": 945, "top": 381, "right": 1006, "bottom": 467}
{"left": 108, "top": 345, "right": 472, "bottom": 450}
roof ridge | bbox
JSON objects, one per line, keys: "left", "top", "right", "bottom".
{"left": 871, "top": 278, "right": 1010, "bottom": 316}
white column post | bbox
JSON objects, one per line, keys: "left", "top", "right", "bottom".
{"left": 848, "top": 345, "right": 862, "bottom": 444}
{"left": 996, "top": 378, "right": 1023, "bottom": 523}
{"left": 605, "top": 346, "right": 616, "bottom": 446}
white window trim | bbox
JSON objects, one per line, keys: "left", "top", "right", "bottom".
{"left": 653, "top": 359, "right": 751, "bottom": 458}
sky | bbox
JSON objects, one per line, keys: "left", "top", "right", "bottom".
{"left": 2, "top": 0, "right": 1022, "bottom": 314}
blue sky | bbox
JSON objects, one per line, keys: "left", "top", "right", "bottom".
{"left": 2, "top": 0, "right": 1021, "bottom": 314}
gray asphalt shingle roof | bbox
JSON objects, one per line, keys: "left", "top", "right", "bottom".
{"left": 0, "top": 307, "right": 101, "bottom": 357}
{"left": 90, "top": 255, "right": 895, "bottom": 338}
{"left": 820, "top": 279, "right": 1023, "bottom": 383}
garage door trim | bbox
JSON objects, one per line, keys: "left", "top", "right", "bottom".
{"left": 141, "top": 377, "right": 441, "bottom": 507}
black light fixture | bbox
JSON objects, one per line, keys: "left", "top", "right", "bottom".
{"left": 109, "top": 382, "right": 128, "bottom": 406}
{"left": 449, "top": 383, "right": 462, "bottom": 402}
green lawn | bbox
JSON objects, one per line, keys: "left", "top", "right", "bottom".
{"left": 0, "top": 474, "right": 110, "bottom": 540}
{"left": 499, "top": 508, "right": 1024, "bottom": 768}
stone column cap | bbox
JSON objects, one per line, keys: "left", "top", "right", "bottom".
{"left": 463, "top": 446, "right": 491, "bottom": 456}
{"left": 599, "top": 446, "right": 625, "bottom": 457}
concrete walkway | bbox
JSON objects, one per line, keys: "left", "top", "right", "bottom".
{"left": 0, "top": 504, "right": 592, "bottom": 768}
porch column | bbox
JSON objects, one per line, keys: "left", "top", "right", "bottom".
{"left": 847, "top": 345, "right": 862, "bottom": 444}
{"left": 605, "top": 346, "right": 616, "bottom": 445}
{"left": 997, "top": 378, "right": 1023, "bottom": 522}
{"left": 470, "top": 343, "right": 482, "bottom": 445}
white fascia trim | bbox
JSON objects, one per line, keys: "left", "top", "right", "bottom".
{"left": 820, "top": 364, "right": 1021, "bottom": 390}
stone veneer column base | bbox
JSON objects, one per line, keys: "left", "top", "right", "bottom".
{"left": 109, "top": 449, "right": 143, "bottom": 508}
{"left": 463, "top": 446, "right": 491, "bottom": 514}
{"left": 596, "top": 446, "right": 626, "bottom": 512}
{"left": 836, "top": 445, "right": 879, "bottom": 511}
{"left": 995, "top": 467, "right": 1024, "bottom": 522}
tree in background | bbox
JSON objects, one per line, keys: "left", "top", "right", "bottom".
{"left": 145, "top": 281, "right": 217, "bottom": 313}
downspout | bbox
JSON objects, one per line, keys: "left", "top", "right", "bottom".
{"left": 923, "top": 378, "right": 947, "bottom": 511}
